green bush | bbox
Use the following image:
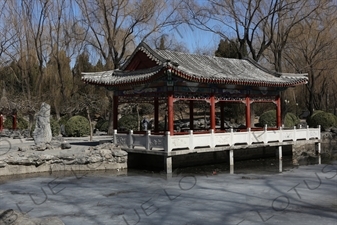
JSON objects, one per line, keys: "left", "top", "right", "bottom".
{"left": 65, "top": 115, "right": 90, "bottom": 137}
{"left": 306, "top": 110, "right": 324, "bottom": 125}
{"left": 99, "top": 121, "right": 109, "bottom": 132}
{"left": 118, "top": 114, "right": 138, "bottom": 131}
{"left": 307, "top": 111, "right": 337, "bottom": 130}
{"left": 95, "top": 118, "right": 108, "bottom": 131}
{"left": 223, "top": 103, "right": 245, "bottom": 123}
{"left": 50, "top": 117, "right": 60, "bottom": 137}
{"left": 58, "top": 115, "right": 70, "bottom": 126}
{"left": 259, "top": 110, "right": 277, "bottom": 127}
{"left": 259, "top": 110, "right": 300, "bottom": 128}
{"left": 4, "top": 115, "right": 28, "bottom": 130}
{"left": 139, "top": 103, "right": 154, "bottom": 116}
{"left": 284, "top": 112, "right": 300, "bottom": 128}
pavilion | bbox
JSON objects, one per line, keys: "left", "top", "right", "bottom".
{"left": 81, "top": 42, "right": 320, "bottom": 173}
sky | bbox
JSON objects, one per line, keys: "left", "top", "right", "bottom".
{"left": 169, "top": 23, "right": 221, "bottom": 54}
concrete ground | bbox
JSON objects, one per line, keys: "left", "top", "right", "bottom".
{"left": 0, "top": 160, "right": 336, "bottom": 224}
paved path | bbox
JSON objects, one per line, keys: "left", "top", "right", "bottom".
{"left": 0, "top": 161, "right": 336, "bottom": 225}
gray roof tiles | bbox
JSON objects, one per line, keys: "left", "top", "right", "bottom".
{"left": 82, "top": 66, "right": 163, "bottom": 85}
{"left": 82, "top": 42, "right": 308, "bottom": 87}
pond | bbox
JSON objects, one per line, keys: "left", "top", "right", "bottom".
{"left": 0, "top": 152, "right": 336, "bottom": 225}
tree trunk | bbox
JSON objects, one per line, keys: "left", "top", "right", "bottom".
{"left": 107, "top": 93, "right": 114, "bottom": 135}
{"left": 86, "top": 106, "right": 93, "bottom": 141}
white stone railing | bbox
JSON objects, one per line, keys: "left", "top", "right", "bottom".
{"left": 113, "top": 126, "right": 321, "bottom": 153}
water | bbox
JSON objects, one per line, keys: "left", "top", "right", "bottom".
{"left": 0, "top": 153, "right": 334, "bottom": 185}
{"left": 0, "top": 155, "right": 336, "bottom": 225}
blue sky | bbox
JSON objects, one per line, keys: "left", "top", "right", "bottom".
{"left": 170, "top": 23, "right": 221, "bottom": 53}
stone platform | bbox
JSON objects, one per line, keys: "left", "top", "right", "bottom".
{"left": 0, "top": 137, "right": 127, "bottom": 176}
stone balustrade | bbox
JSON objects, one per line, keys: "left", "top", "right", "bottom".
{"left": 113, "top": 126, "right": 321, "bottom": 153}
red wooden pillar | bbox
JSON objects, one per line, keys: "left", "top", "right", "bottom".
{"left": 167, "top": 92, "right": 174, "bottom": 135}
{"left": 0, "top": 114, "right": 3, "bottom": 132}
{"left": 154, "top": 97, "right": 159, "bottom": 132}
{"left": 276, "top": 95, "right": 282, "bottom": 128}
{"left": 189, "top": 100, "right": 194, "bottom": 130}
{"left": 12, "top": 113, "right": 17, "bottom": 130}
{"left": 210, "top": 94, "right": 216, "bottom": 130}
{"left": 220, "top": 102, "right": 225, "bottom": 130}
{"left": 245, "top": 96, "right": 251, "bottom": 129}
{"left": 113, "top": 95, "right": 119, "bottom": 130}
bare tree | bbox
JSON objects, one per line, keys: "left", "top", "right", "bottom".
{"left": 0, "top": 1, "right": 18, "bottom": 65}
{"left": 284, "top": 6, "right": 337, "bottom": 115}
{"left": 267, "top": 0, "right": 333, "bottom": 72}
{"left": 182, "top": 0, "right": 326, "bottom": 66}
{"left": 75, "top": 0, "right": 184, "bottom": 134}
{"left": 20, "top": 0, "right": 52, "bottom": 97}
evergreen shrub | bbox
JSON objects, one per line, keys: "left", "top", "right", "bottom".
{"left": 95, "top": 118, "right": 108, "bottom": 131}
{"left": 118, "top": 114, "right": 138, "bottom": 131}
{"left": 284, "top": 112, "right": 300, "bottom": 128}
{"left": 99, "top": 121, "right": 109, "bottom": 132}
{"left": 307, "top": 111, "right": 337, "bottom": 130}
{"left": 59, "top": 115, "right": 70, "bottom": 126}
{"left": 259, "top": 110, "right": 276, "bottom": 127}
{"left": 65, "top": 115, "right": 90, "bottom": 137}
{"left": 50, "top": 117, "right": 60, "bottom": 136}
{"left": 306, "top": 110, "right": 324, "bottom": 125}
{"left": 4, "top": 115, "right": 28, "bottom": 130}
{"left": 259, "top": 110, "right": 300, "bottom": 128}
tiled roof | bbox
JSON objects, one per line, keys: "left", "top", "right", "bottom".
{"left": 82, "top": 65, "right": 163, "bottom": 85}
{"left": 82, "top": 42, "right": 308, "bottom": 87}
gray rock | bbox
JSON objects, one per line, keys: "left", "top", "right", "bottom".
{"left": 32, "top": 102, "right": 52, "bottom": 145}
{"left": 331, "top": 127, "right": 337, "bottom": 134}
{"left": 112, "top": 150, "right": 128, "bottom": 157}
{"left": 50, "top": 141, "right": 62, "bottom": 148}
{"left": 38, "top": 154, "right": 56, "bottom": 161}
{"left": 76, "top": 157, "right": 89, "bottom": 164}
{"left": 59, "top": 154, "right": 75, "bottom": 161}
{"left": 0, "top": 161, "right": 5, "bottom": 168}
{"left": 99, "top": 149, "right": 112, "bottom": 158}
{"left": 21, "top": 129, "right": 31, "bottom": 138}
{"left": 12, "top": 135, "right": 22, "bottom": 139}
{"left": 18, "top": 146, "right": 29, "bottom": 152}
{"left": 61, "top": 142, "right": 71, "bottom": 149}
{"left": 35, "top": 143, "right": 47, "bottom": 151}
{"left": 6, "top": 157, "right": 35, "bottom": 166}
{"left": 52, "top": 136, "right": 65, "bottom": 142}
{"left": 99, "top": 139, "right": 112, "bottom": 145}
{"left": 87, "top": 155, "right": 103, "bottom": 163}
{"left": 0, "top": 209, "right": 65, "bottom": 225}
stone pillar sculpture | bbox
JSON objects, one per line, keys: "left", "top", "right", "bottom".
{"left": 33, "top": 102, "right": 52, "bottom": 145}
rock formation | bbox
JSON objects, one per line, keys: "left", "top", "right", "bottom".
{"left": 0, "top": 142, "right": 128, "bottom": 176}
{"left": 32, "top": 103, "right": 52, "bottom": 145}
{"left": 0, "top": 209, "right": 65, "bottom": 225}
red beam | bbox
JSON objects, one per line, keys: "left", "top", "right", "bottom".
{"left": 245, "top": 96, "right": 251, "bottom": 128}
{"left": 210, "top": 94, "right": 216, "bottom": 130}
{"left": 113, "top": 95, "right": 119, "bottom": 130}
{"left": 189, "top": 100, "right": 194, "bottom": 130}
{"left": 220, "top": 102, "right": 225, "bottom": 130}
{"left": 154, "top": 97, "right": 159, "bottom": 132}
{"left": 168, "top": 92, "right": 174, "bottom": 135}
{"left": 276, "top": 95, "right": 282, "bottom": 128}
